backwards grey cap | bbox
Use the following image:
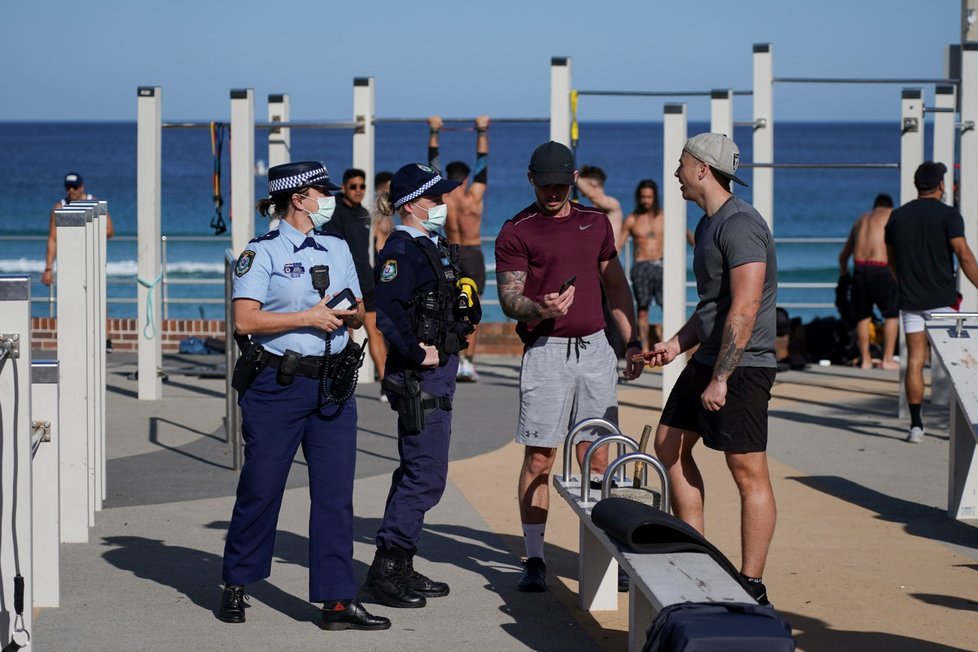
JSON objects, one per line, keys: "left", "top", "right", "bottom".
{"left": 683, "top": 133, "right": 748, "bottom": 187}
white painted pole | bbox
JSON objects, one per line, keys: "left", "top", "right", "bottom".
{"left": 960, "top": 44, "right": 978, "bottom": 312}
{"left": 710, "top": 89, "right": 734, "bottom": 141}
{"left": 84, "top": 210, "right": 97, "bottom": 525}
{"left": 231, "top": 88, "right": 256, "bottom": 255}
{"left": 934, "top": 85, "right": 957, "bottom": 207}
{"left": 900, "top": 89, "right": 925, "bottom": 206}
{"left": 137, "top": 86, "right": 162, "bottom": 400}
{"left": 752, "top": 44, "right": 774, "bottom": 231}
{"left": 0, "top": 276, "right": 33, "bottom": 644}
{"left": 31, "top": 359, "right": 60, "bottom": 608}
{"left": 352, "top": 77, "right": 376, "bottom": 385}
{"left": 550, "top": 57, "right": 572, "bottom": 146}
{"left": 662, "top": 103, "right": 688, "bottom": 404}
{"left": 267, "top": 93, "right": 290, "bottom": 168}
{"left": 97, "top": 201, "right": 107, "bottom": 502}
{"left": 55, "top": 210, "right": 90, "bottom": 542}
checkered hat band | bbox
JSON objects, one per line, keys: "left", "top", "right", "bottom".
{"left": 268, "top": 167, "right": 330, "bottom": 194}
{"left": 393, "top": 175, "right": 443, "bottom": 208}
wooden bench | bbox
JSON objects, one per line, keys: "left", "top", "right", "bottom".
{"left": 924, "top": 313, "right": 978, "bottom": 519}
{"left": 555, "top": 420, "right": 755, "bottom": 651}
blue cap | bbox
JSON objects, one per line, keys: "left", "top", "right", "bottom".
{"left": 390, "top": 163, "right": 461, "bottom": 209}
{"left": 267, "top": 161, "right": 341, "bottom": 195}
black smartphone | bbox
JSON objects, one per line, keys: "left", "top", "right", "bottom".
{"left": 326, "top": 288, "right": 357, "bottom": 310}
{"left": 559, "top": 275, "right": 577, "bottom": 294}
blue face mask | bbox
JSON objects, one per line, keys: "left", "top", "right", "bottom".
{"left": 412, "top": 202, "right": 448, "bottom": 232}
{"left": 300, "top": 194, "right": 336, "bottom": 228}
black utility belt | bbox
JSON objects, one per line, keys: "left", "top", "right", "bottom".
{"left": 259, "top": 351, "right": 332, "bottom": 379}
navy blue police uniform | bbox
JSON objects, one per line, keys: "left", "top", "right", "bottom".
{"left": 361, "top": 163, "right": 480, "bottom": 608}
{"left": 219, "top": 161, "right": 388, "bottom": 631}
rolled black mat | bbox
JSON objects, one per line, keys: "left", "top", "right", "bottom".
{"left": 590, "top": 497, "right": 751, "bottom": 593}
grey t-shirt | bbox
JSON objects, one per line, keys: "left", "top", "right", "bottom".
{"left": 691, "top": 196, "right": 778, "bottom": 368}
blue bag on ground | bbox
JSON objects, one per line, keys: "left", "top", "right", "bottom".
{"left": 643, "top": 601, "right": 795, "bottom": 652}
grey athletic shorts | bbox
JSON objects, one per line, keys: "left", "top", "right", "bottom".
{"left": 516, "top": 329, "right": 619, "bottom": 448}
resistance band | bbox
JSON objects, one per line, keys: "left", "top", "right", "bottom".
{"left": 210, "top": 122, "right": 227, "bottom": 235}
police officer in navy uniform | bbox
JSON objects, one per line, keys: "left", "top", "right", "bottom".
{"left": 361, "top": 163, "right": 481, "bottom": 608}
{"left": 219, "top": 161, "right": 390, "bottom": 631}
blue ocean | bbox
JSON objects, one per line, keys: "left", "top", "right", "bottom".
{"left": 0, "top": 121, "right": 908, "bottom": 322}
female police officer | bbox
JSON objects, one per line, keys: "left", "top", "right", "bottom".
{"left": 361, "top": 163, "right": 480, "bottom": 608}
{"left": 219, "top": 161, "right": 390, "bottom": 631}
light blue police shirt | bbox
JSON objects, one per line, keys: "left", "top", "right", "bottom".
{"left": 232, "top": 219, "right": 362, "bottom": 357}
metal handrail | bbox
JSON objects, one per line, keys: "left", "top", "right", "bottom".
{"left": 1, "top": 233, "right": 856, "bottom": 317}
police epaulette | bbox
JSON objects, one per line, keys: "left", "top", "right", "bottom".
{"left": 313, "top": 230, "right": 345, "bottom": 241}
{"left": 248, "top": 231, "right": 281, "bottom": 244}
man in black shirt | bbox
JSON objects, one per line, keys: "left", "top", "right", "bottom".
{"left": 885, "top": 161, "right": 978, "bottom": 442}
{"left": 322, "top": 168, "right": 389, "bottom": 396}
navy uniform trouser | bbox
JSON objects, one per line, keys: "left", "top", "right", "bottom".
{"left": 222, "top": 366, "right": 358, "bottom": 602}
{"left": 376, "top": 355, "right": 459, "bottom": 551}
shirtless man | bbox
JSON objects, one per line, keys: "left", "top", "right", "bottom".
{"left": 838, "top": 193, "right": 899, "bottom": 370}
{"left": 617, "top": 179, "right": 693, "bottom": 349}
{"left": 428, "top": 115, "right": 489, "bottom": 382}
{"left": 577, "top": 166, "right": 623, "bottom": 244}
{"left": 42, "top": 172, "right": 114, "bottom": 286}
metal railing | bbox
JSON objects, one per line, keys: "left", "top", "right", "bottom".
{"left": 1, "top": 233, "right": 849, "bottom": 316}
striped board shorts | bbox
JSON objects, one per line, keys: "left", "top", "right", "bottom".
{"left": 515, "top": 329, "right": 619, "bottom": 448}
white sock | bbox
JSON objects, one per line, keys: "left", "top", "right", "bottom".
{"left": 522, "top": 523, "right": 546, "bottom": 560}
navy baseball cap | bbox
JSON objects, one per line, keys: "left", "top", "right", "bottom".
{"left": 913, "top": 161, "right": 947, "bottom": 192}
{"left": 390, "top": 163, "right": 460, "bottom": 209}
{"left": 528, "top": 141, "right": 576, "bottom": 186}
{"left": 267, "top": 161, "right": 341, "bottom": 195}
{"left": 64, "top": 172, "right": 83, "bottom": 188}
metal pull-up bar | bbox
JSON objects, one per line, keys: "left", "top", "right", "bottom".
{"left": 774, "top": 77, "right": 959, "bottom": 85}
{"left": 575, "top": 89, "right": 752, "bottom": 97}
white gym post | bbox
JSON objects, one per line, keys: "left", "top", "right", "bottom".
{"left": 268, "top": 93, "right": 291, "bottom": 169}
{"left": 662, "top": 103, "right": 689, "bottom": 404}
{"left": 353, "top": 76, "right": 377, "bottom": 384}
{"left": 0, "top": 276, "right": 33, "bottom": 645}
{"left": 752, "top": 43, "right": 774, "bottom": 231}
{"left": 550, "top": 57, "right": 572, "bottom": 146}
{"left": 231, "top": 88, "right": 256, "bottom": 255}
{"left": 31, "top": 359, "right": 60, "bottom": 607}
{"left": 933, "top": 85, "right": 957, "bottom": 207}
{"left": 960, "top": 43, "right": 978, "bottom": 312}
{"left": 137, "top": 86, "right": 163, "bottom": 400}
{"left": 55, "top": 209, "right": 91, "bottom": 542}
{"left": 710, "top": 89, "right": 734, "bottom": 141}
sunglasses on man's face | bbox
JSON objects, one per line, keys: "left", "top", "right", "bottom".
{"left": 346, "top": 184, "right": 366, "bottom": 190}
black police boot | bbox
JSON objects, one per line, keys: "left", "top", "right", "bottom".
{"left": 217, "top": 584, "right": 247, "bottom": 623}
{"left": 361, "top": 549, "right": 427, "bottom": 608}
{"left": 404, "top": 553, "right": 450, "bottom": 598}
{"left": 320, "top": 599, "right": 391, "bottom": 631}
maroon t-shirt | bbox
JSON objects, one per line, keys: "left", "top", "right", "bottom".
{"left": 494, "top": 202, "right": 617, "bottom": 343}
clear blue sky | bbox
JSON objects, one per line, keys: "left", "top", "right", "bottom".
{"left": 1, "top": 0, "right": 964, "bottom": 123}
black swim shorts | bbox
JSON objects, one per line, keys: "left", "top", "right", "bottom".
{"left": 459, "top": 245, "right": 486, "bottom": 294}
{"left": 659, "top": 359, "right": 775, "bottom": 453}
{"left": 850, "top": 264, "right": 898, "bottom": 320}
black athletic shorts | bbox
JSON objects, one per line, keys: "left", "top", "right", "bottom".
{"left": 660, "top": 359, "right": 776, "bottom": 453}
{"left": 850, "top": 263, "right": 898, "bottom": 320}
{"left": 459, "top": 245, "right": 486, "bottom": 294}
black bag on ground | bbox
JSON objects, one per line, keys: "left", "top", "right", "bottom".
{"left": 590, "top": 498, "right": 753, "bottom": 595}
{"left": 803, "top": 316, "right": 853, "bottom": 364}
{"left": 643, "top": 601, "right": 795, "bottom": 652}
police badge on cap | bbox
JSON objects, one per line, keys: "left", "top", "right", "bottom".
{"left": 267, "top": 161, "right": 342, "bottom": 195}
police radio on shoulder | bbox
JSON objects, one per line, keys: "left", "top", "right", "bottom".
{"left": 327, "top": 288, "right": 356, "bottom": 310}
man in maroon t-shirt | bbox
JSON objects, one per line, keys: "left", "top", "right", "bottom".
{"left": 495, "top": 141, "right": 643, "bottom": 593}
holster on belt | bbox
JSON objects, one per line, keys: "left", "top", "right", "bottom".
{"left": 381, "top": 370, "right": 452, "bottom": 434}
{"left": 231, "top": 332, "right": 264, "bottom": 394}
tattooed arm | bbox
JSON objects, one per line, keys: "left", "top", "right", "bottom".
{"left": 497, "top": 270, "right": 573, "bottom": 322}
{"left": 701, "top": 261, "right": 766, "bottom": 411}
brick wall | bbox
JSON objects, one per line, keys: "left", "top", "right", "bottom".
{"left": 31, "top": 318, "right": 526, "bottom": 355}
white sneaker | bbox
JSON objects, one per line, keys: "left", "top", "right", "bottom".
{"left": 379, "top": 389, "right": 389, "bottom": 403}
{"left": 456, "top": 358, "right": 476, "bottom": 382}
{"left": 906, "top": 426, "right": 925, "bottom": 443}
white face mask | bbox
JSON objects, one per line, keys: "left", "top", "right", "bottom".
{"left": 413, "top": 202, "right": 448, "bottom": 232}
{"left": 300, "top": 194, "right": 336, "bottom": 228}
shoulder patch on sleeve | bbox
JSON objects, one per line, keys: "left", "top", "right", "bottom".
{"left": 235, "top": 250, "right": 256, "bottom": 277}
{"left": 380, "top": 259, "right": 398, "bottom": 282}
